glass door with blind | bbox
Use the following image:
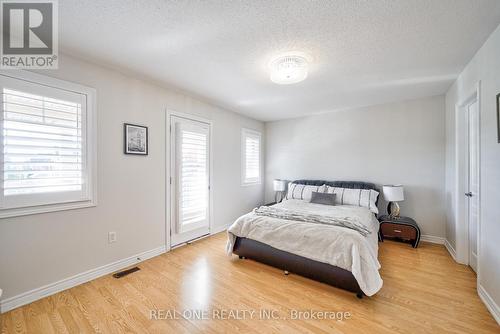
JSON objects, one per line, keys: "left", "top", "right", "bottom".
{"left": 169, "top": 115, "right": 210, "bottom": 247}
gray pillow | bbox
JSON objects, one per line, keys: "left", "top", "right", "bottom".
{"left": 310, "top": 191, "right": 336, "bottom": 206}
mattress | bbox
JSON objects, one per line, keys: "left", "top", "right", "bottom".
{"left": 227, "top": 199, "right": 383, "bottom": 296}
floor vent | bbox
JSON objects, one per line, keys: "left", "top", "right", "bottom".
{"left": 112, "top": 266, "right": 140, "bottom": 278}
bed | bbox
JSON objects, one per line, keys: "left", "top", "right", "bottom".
{"left": 226, "top": 180, "right": 383, "bottom": 298}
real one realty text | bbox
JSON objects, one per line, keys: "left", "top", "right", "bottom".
{"left": 150, "top": 309, "right": 352, "bottom": 321}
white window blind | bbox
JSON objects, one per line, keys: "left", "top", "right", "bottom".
{"left": 0, "top": 72, "right": 96, "bottom": 217}
{"left": 242, "top": 128, "right": 261, "bottom": 184}
{"left": 3, "top": 88, "right": 83, "bottom": 195}
{"left": 179, "top": 128, "right": 208, "bottom": 227}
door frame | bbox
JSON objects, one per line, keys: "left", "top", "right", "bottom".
{"left": 454, "top": 81, "right": 481, "bottom": 280}
{"left": 165, "top": 110, "right": 214, "bottom": 251}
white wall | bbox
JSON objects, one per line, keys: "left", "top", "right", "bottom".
{"left": 265, "top": 96, "right": 446, "bottom": 238}
{"left": 0, "top": 54, "right": 264, "bottom": 301}
{"left": 445, "top": 24, "right": 500, "bottom": 314}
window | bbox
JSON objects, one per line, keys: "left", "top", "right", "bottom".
{"left": 0, "top": 71, "right": 96, "bottom": 218}
{"left": 241, "top": 128, "right": 261, "bottom": 185}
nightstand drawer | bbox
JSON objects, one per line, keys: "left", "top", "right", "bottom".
{"left": 380, "top": 223, "right": 416, "bottom": 239}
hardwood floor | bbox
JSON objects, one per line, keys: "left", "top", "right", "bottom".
{"left": 1, "top": 233, "right": 498, "bottom": 333}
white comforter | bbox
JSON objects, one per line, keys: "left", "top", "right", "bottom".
{"left": 226, "top": 200, "right": 383, "bottom": 296}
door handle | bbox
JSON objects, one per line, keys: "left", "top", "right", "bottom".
{"left": 465, "top": 192, "right": 473, "bottom": 197}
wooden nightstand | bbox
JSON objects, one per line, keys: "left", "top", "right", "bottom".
{"left": 378, "top": 215, "right": 421, "bottom": 248}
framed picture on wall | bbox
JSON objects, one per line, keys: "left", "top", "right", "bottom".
{"left": 497, "top": 93, "right": 500, "bottom": 143}
{"left": 124, "top": 123, "right": 148, "bottom": 155}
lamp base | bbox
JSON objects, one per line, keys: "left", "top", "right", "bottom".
{"left": 387, "top": 201, "right": 400, "bottom": 219}
{"left": 275, "top": 191, "right": 285, "bottom": 203}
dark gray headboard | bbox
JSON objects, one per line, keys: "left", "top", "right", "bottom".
{"left": 292, "top": 179, "right": 380, "bottom": 206}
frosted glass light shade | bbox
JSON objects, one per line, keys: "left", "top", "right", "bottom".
{"left": 273, "top": 179, "right": 287, "bottom": 192}
{"left": 383, "top": 185, "right": 404, "bottom": 202}
{"left": 269, "top": 54, "right": 308, "bottom": 84}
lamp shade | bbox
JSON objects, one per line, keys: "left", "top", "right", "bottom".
{"left": 383, "top": 185, "right": 404, "bottom": 202}
{"left": 273, "top": 179, "right": 287, "bottom": 192}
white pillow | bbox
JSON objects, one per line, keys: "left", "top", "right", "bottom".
{"left": 286, "top": 183, "right": 326, "bottom": 201}
{"left": 324, "top": 185, "right": 379, "bottom": 214}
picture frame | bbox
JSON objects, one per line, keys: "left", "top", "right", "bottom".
{"left": 497, "top": 93, "right": 500, "bottom": 143}
{"left": 124, "top": 123, "right": 148, "bottom": 155}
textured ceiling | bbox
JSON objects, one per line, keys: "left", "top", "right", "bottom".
{"left": 59, "top": 0, "right": 500, "bottom": 121}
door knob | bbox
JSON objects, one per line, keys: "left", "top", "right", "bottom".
{"left": 465, "top": 192, "right": 473, "bottom": 197}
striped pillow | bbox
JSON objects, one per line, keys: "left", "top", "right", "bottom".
{"left": 285, "top": 182, "right": 326, "bottom": 201}
{"left": 324, "top": 185, "right": 379, "bottom": 214}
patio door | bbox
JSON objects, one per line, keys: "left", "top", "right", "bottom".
{"left": 170, "top": 115, "right": 210, "bottom": 247}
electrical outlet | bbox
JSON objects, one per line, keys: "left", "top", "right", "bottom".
{"left": 108, "top": 231, "right": 117, "bottom": 243}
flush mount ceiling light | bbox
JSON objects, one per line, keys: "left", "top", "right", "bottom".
{"left": 269, "top": 53, "right": 309, "bottom": 85}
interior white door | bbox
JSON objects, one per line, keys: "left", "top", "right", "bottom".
{"left": 466, "top": 100, "right": 479, "bottom": 273}
{"left": 170, "top": 116, "right": 210, "bottom": 247}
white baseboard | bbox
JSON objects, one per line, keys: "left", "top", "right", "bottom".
{"left": 0, "top": 245, "right": 166, "bottom": 314}
{"left": 478, "top": 284, "right": 500, "bottom": 325}
{"left": 444, "top": 239, "right": 457, "bottom": 261}
{"left": 420, "top": 235, "right": 445, "bottom": 244}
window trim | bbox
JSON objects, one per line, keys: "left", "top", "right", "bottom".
{"left": 0, "top": 70, "right": 97, "bottom": 218}
{"left": 241, "top": 128, "right": 261, "bottom": 186}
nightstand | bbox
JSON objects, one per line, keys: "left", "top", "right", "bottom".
{"left": 378, "top": 215, "right": 421, "bottom": 248}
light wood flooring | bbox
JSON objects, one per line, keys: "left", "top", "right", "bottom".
{"left": 1, "top": 233, "right": 498, "bottom": 333}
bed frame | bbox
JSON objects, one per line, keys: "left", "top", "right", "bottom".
{"left": 232, "top": 180, "right": 380, "bottom": 299}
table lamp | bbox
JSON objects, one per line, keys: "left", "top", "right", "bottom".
{"left": 383, "top": 185, "right": 404, "bottom": 218}
{"left": 273, "top": 179, "right": 287, "bottom": 203}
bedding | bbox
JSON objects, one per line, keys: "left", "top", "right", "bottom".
{"left": 285, "top": 182, "right": 325, "bottom": 201}
{"left": 253, "top": 205, "right": 370, "bottom": 236}
{"left": 310, "top": 191, "right": 336, "bottom": 205}
{"left": 324, "top": 185, "right": 379, "bottom": 214}
{"left": 227, "top": 199, "right": 383, "bottom": 296}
